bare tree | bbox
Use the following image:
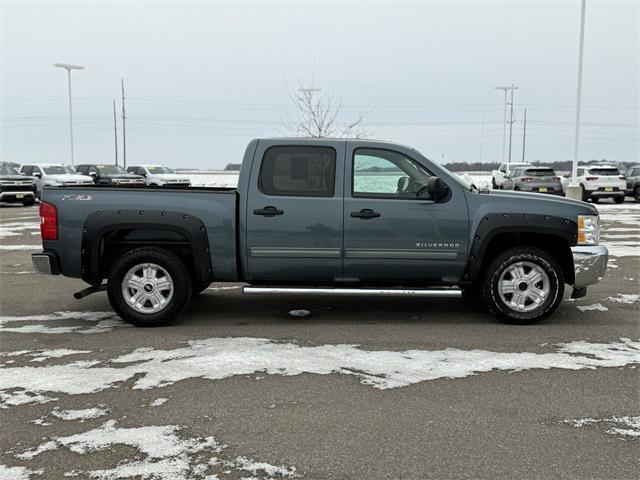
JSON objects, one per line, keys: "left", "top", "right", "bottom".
{"left": 282, "top": 85, "right": 372, "bottom": 138}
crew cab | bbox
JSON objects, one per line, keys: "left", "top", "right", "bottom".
{"left": 0, "top": 163, "right": 37, "bottom": 206}
{"left": 20, "top": 163, "right": 93, "bottom": 197}
{"left": 75, "top": 164, "right": 146, "bottom": 186}
{"left": 32, "top": 138, "right": 608, "bottom": 326}
{"left": 126, "top": 165, "right": 191, "bottom": 187}
{"left": 562, "top": 165, "right": 626, "bottom": 203}
{"left": 491, "top": 162, "right": 532, "bottom": 189}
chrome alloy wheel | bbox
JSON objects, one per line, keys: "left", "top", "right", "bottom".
{"left": 121, "top": 263, "right": 174, "bottom": 314}
{"left": 497, "top": 260, "right": 550, "bottom": 313}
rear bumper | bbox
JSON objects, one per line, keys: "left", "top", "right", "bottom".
{"left": 31, "top": 252, "right": 60, "bottom": 275}
{"left": 584, "top": 189, "right": 624, "bottom": 198}
{"left": 571, "top": 245, "right": 608, "bottom": 288}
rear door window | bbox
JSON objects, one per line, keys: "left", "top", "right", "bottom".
{"left": 259, "top": 146, "right": 336, "bottom": 197}
{"left": 590, "top": 168, "right": 620, "bottom": 176}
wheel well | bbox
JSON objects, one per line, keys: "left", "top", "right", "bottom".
{"left": 478, "top": 232, "right": 574, "bottom": 284}
{"left": 99, "top": 229, "right": 197, "bottom": 281}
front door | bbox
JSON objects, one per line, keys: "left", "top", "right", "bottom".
{"left": 343, "top": 144, "right": 468, "bottom": 285}
{"left": 246, "top": 141, "right": 345, "bottom": 283}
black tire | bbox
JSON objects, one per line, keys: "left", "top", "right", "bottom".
{"left": 492, "top": 178, "right": 498, "bottom": 190}
{"left": 581, "top": 185, "right": 589, "bottom": 202}
{"left": 635, "top": 187, "right": 640, "bottom": 203}
{"left": 107, "top": 247, "right": 192, "bottom": 327}
{"left": 591, "top": 197, "right": 599, "bottom": 203}
{"left": 614, "top": 196, "right": 625, "bottom": 204}
{"left": 22, "top": 198, "right": 35, "bottom": 207}
{"left": 482, "top": 246, "right": 564, "bottom": 325}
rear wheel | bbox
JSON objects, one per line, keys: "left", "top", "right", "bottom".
{"left": 614, "top": 196, "right": 625, "bottom": 204}
{"left": 492, "top": 178, "right": 498, "bottom": 190}
{"left": 107, "top": 247, "right": 192, "bottom": 326}
{"left": 635, "top": 187, "right": 640, "bottom": 203}
{"left": 482, "top": 246, "right": 564, "bottom": 324}
{"left": 581, "top": 185, "right": 589, "bottom": 202}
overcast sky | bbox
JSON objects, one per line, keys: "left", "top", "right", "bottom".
{"left": 1, "top": 0, "right": 638, "bottom": 169}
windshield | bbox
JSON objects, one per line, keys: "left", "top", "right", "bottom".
{"left": 96, "top": 164, "right": 127, "bottom": 174}
{"left": 0, "top": 165, "right": 19, "bottom": 175}
{"left": 590, "top": 168, "right": 620, "bottom": 176}
{"left": 147, "top": 166, "right": 175, "bottom": 174}
{"left": 525, "top": 168, "right": 555, "bottom": 177}
{"left": 64, "top": 165, "right": 79, "bottom": 174}
{"left": 43, "top": 166, "right": 67, "bottom": 175}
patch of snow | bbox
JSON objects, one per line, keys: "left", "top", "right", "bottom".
{"left": 0, "top": 222, "right": 40, "bottom": 238}
{"left": 601, "top": 241, "right": 640, "bottom": 257}
{"left": 288, "top": 309, "right": 311, "bottom": 318}
{"left": 149, "top": 398, "right": 169, "bottom": 407}
{"left": 606, "top": 294, "right": 640, "bottom": 304}
{"left": 16, "top": 420, "right": 297, "bottom": 479}
{"left": 0, "top": 311, "right": 128, "bottom": 335}
{"left": 50, "top": 406, "right": 109, "bottom": 422}
{"left": 0, "top": 390, "right": 57, "bottom": 409}
{"left": 0, "top": 465, "right": 42, "bottom": 480}
{"left": 565, "top": 416, "right": 640, "bottom": 438}
{"left": 1, "top": 338, "right": 639, "bottom": 408}
{"left": 0, "top": 245, "right": 41, "bottom": 251}
{"left": 27, "top": 349, "right": 91, "bottom": 363}
{"left": 577, "top": 303, "right": 608, "bottom": 312}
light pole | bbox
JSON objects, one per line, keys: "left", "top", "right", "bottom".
{"left": 566, "top": 0, "right": 587, "bottom": 200}
{"left": 494, "top": 84, "right": 518, "bottom": 164}
{"left": 52, "top": 63, "right": 85, "bottom": 166}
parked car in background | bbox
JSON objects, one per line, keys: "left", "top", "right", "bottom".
{"left": 562, "top": 165, "right": 626, "bottom": 203}
{"left": 0, "top": 163, "right": 37, "bottom": 206}
{"left": 624, "top": 165, "right": 640, "bottom": 202}
{"left": 75, "top": 164, "right": 145, "bottom": 186}
{"left": 126, "top": 165, "right": 191, "bottom": 187}
{"left": 491, "top": 162, "right": 532, "bottom": 189}
{"left": 20, "top": 164, "right": 94, "bottom": 197}
{"left": 502, "top": 166, "right": 562, "bottom": 195}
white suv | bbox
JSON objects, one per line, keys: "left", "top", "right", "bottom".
{"left": 126, "top": 165, "right": 191, "bottom": 187}
{"left": 20, "top": 164, "right": 93, "bottom": 197}
{"left": 563, "top": 165, "right": 626, "bottom": 203}
{"left": 491, "top": 162, "right": 532, "bottom": 189}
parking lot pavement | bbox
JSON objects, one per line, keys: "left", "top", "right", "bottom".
{"left": 0, "top": 201, "right": 638, "bottom": 479}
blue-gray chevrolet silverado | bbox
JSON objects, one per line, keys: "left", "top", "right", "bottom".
{"left": 32, "top": 138, "right": 609, "bottom": 326}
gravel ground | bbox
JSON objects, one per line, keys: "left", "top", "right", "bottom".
{"left": 0, "top": 200, "right": 638, "bottom": 480}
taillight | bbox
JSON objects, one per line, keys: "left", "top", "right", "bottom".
{"left": 521, "top": 177, "right": 533, "bottom": 182}
{"left": 619, "top": 176, "right": 626, "bottom": 180}
{"left": 40, "top": 201, "right": 58, "bottom": 241}
{"left": 554, "top": 176, "right": 561, "bottom": 181}
{"left": 585, "top": 176, "right": 599, "bottom": 181}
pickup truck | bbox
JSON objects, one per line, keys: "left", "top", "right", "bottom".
{"left": 32, "top": 138, "right": 609, "bottom": 326}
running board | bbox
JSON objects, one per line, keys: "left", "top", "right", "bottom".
{"left": 242, "top": 287, "right": 462, "bottom": 298}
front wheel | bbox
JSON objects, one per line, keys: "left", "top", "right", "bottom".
{"left": 482, "top": 247, "right": 564, "bottom": 324}
{"left": 635, "top": 187, "right": 640, "bottom": 203}
{"left": 614, "top": 196, "right": 625, "bottom": 204}
{"left": 492, "top": 178, "right": 498, "bottom": 190}
{"left": 107, "top": 247, "right": 192, "bottom": 326}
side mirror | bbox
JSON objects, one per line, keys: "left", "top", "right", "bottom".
{"left": 89, "top": 172, "right": 97, "bottom": 177}
{"left": 426, "top": 176, "right": 450, "bottom": 201}
{"left": 34, "top": 172, "right": 42, "bottom": 178}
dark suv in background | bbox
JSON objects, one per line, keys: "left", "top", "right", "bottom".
{"left": 625, "top": 165, "right": 640, "bottom": 202}
{"left": 75, "top": 164, "right": 145, "bottom": 186}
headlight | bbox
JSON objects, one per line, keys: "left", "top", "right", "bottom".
{"left": 578, "top": 215, "right": 599, "bottom": 245}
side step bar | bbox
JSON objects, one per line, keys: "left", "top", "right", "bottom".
{"left": 242, "top": 287, "right": 462, "bottom": 298}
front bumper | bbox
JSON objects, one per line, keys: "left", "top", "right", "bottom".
{"left": 571, "top": 245, "right": 608, "bottom": 288}
{"left": 32, "top": 252, "right": 60, "bottom": 275}
{"left": 0, "top": 191, "right": 35, "bottom": 203}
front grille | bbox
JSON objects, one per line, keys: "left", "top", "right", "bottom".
{"left": 0, "top": 184, "right": 34, "bottom": 192}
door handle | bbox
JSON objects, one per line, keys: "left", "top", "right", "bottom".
{"left": 253, "top": 206, "right": 284, "bottom": 217}
{"left": 350, "top": 208, "right": 381, "bottom": 219}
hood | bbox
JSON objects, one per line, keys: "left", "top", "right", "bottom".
{"left": 0, "top": 175, "right": 35, "bottom": 183}
{"left": 479, "top": 189, "right": 598, "bottom": 215}
{"left": 45, "top": 174, "right": 93, "bottom": 182}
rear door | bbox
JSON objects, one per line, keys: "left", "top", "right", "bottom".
{"left": 245, "top": 141, "right": 345, "bottom": 283}
{"left": 342, "top": 143, "right": 468, "bottom": 284}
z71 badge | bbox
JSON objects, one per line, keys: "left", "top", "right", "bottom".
{"left": 61, "top": 194, "right": 94, "bottom": 201}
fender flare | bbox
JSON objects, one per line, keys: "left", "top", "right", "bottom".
{"left": 461, "top": 213, "right": 578, "bottom": 283}
{"left": 81, "top": 209, "right": 213, "bottom": 286}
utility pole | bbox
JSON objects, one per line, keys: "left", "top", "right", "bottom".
{"left": 52, "top": 63, "right": 85, "bottom": 166}
{"left": 113, "top": 99, "right": 118, "bottom": 166}
{"left": 494, "top": 84, "right": 518, "bottom": 164}
{"left": 479, "top": 115, "right": 485, "bottom": 163}
{"left": 507, "top": 87, "right": 516, "bottom": 164}
{"left": 567, "top": 0, "right": 588, "bottom": 200}
{"left": 121, "top": 78, "right": 127, "bottom": 168}
{"left": 521, "top": 108, "right": 527, "bottom": 162}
